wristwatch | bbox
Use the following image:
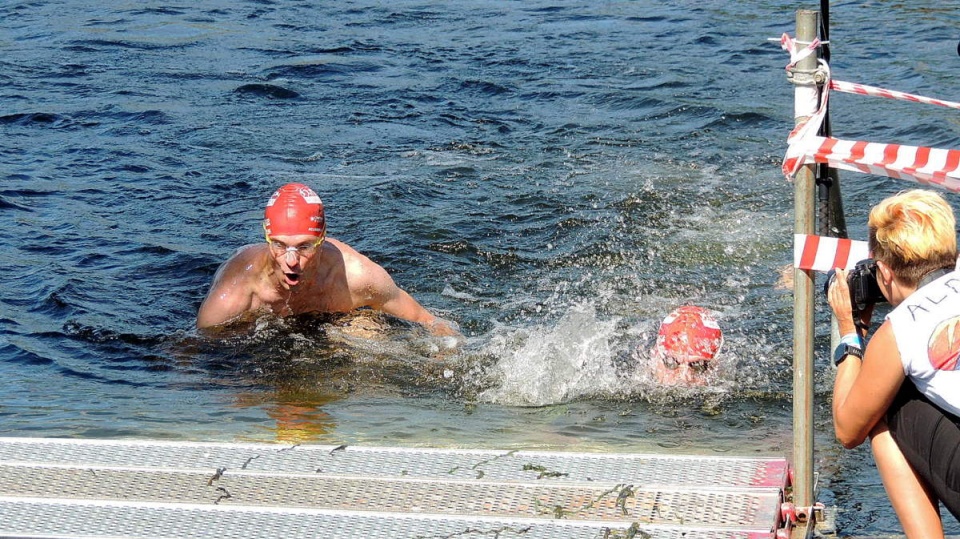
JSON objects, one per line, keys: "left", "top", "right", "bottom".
{"left": 833, "top": 343, "right": 863, "bottom": 366}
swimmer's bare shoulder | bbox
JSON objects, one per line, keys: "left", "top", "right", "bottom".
{"left": 324, "top": 238, "right": 395, "bottom": 299}
{"left": 326, "top": 239, "right": 461, "bottom": 339}
{"left": 197, "top": 245, "right": 270, "bottom": 330}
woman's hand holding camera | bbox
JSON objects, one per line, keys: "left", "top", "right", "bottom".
{"left": 827, "top": 268, "right": 874, "bottom": 337}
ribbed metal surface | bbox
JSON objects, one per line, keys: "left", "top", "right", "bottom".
{"left": 0, "top": 437, "right": 788, "bottom": 539}
{"left": 0, "top": 499, "right": 773, "bottom": 539}
{"left": 0, "top": 438, "right": 789, "bottom": 486}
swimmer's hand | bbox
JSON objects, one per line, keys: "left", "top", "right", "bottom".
{"left": 427, "top": 317, "right": 461, "bottom": 336}
{"left": 426, "top": 318, "right": 465, "bottom": 348}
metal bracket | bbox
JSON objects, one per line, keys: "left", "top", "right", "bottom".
{"left": 780, "top": 501, "right": 826, "bottom": 525}
{"left": 786, "top": 65, "right": 828, "bottom": 86}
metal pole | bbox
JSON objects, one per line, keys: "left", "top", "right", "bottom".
{"left": 816, "top": 0, "right": 847, "bottom": 241}
{"left": 792, "top": 9, "right": 819, "bottom": 511}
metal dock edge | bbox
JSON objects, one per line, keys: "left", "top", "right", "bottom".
{"left": 0, "top": 437, "right": 791, "bottom": 538}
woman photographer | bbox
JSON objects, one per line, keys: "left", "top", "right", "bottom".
{"left": 827, "top": 189, "right": 960, "bottom": 537}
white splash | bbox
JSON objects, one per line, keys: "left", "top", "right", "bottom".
{"left": 477, "top": 303, "right": 621, "bottom": 407}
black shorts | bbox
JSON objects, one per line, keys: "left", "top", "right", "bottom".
{"left": 886, "top": 380, "right": 960, "bottom": 519}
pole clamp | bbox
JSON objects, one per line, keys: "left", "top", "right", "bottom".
{"left": 780, "top": 501, "right": 825, "bottom": 524}
{"left": 786, "top": 65, "right": 828, "bottom": 86}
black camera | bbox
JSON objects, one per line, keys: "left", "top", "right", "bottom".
{"left": 824, "top": 258, "right": 887, "bottom": 318}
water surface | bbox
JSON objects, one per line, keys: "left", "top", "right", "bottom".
{"left": 3, "top": 0, "right": 960, "bottom": 534}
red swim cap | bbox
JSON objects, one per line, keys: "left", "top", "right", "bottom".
{"left": 653, "top": 305, "right": 723, "bottom": 364}
{"left": 263, "top": 183, "right": 326, "bottom": 237}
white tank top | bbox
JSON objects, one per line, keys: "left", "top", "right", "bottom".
{"left": 887, "top": 269, "right": 960, "bottom": 416}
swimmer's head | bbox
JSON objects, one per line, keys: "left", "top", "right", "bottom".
{"left": 652, "top": 305, "right": 723, "bottom": 370}
{"left": 263, "top": 183, "right": 326, "bottom": 237}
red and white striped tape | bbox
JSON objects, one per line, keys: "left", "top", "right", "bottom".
{"left": 780, "top": 32, "right": 820, "bottom": 72}
{"left": 794, "top": 234, "right": 870, "bottom": 272}
{"left": 780, "top": 34, "right": 960, "bottom": 192}
{"left": 830, "top": 80, "right": 960, "bottom": 111}
{"left": 785, "top": 136, "right": 960, "bottom": 193}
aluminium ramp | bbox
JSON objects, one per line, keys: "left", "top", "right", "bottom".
{"left": 0, "top": 437, "right": 790, "bottom": 539}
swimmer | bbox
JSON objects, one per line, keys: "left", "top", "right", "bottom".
{"left": 197, "top": 182, "right": 461, "bottom": 338}
{"left": 649, "top": 305, "right": 723, "bottom": 386}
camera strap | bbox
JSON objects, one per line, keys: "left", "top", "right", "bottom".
{"left": 917, "top": 267, "right": 953, "bottom": 290}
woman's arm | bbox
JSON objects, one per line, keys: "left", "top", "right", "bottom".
{"left": 827, "top": 268, "right": 905, "bottom": 448}
{"left": 831, "top": 322, "right": 905, "bottom": 448}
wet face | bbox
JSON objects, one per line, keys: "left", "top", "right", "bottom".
{"left": 656, "top": 355, "right": 712, "bottom": 387}
{"left": 266, "top": 234, "right": 324, "bottom": 287}
{"left": 665, "top": 358, "right": 710, "bottom": 374}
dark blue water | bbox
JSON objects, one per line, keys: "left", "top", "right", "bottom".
{"left": 3, "top": 0, "right": 960, "bottom": 534}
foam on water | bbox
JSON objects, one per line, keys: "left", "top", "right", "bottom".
{"left": 475, "top": 303, "right": 621, "bottom": 407}
{"left": 5, "top": 1, "right": 960, "bottom": 534}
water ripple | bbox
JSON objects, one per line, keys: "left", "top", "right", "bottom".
{"left": 2, "top": 3, "right": 959, "bottom": 532}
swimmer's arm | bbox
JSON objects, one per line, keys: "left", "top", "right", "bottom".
{"left": 831, "top": 322, "right": 904, "bottom": 448}
{"left": 196, "top": 257, "right": 256, "bottom": 331}
{"left": 361, "top": 265, "right": 461, "bottom": 337}
{"left": 197, "top": 286, "right": 253, "bottom": 330}
{"left": 380, "top": 287, "right": 461, "bottom": 337}
{"left": 197, "top": 297, "right": 250, "bottom": 330}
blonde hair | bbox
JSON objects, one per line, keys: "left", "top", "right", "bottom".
{"left": 868, "top": 189, "right": 957, "bottom": 287}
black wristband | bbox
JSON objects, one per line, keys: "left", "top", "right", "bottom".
{"left": 833, "top": 343, "right": 863, "bottom": 367}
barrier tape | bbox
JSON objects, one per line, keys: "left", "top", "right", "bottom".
{"left": 779, "top": 33, "right": 960, "bottom": 193}
{"left": 830, "top": 80, "right": 960, "bottom": 111}
{"left": 794, "top": 234, "right": 870, "bottom": 272}
{"left": 785, "top": 135, "right": 960, "bottom": 193}
{"left": 780, "top": 33, "right": 820, "bottom": 73}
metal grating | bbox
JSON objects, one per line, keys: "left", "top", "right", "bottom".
{"left": 0, "top": 498, "right": 774, "bottom": 539}
{"left": 0, "top": 437, "right": 789, "bottom": 539}
{"left": 0, "top": 438, "right": 789, "bottom": 487}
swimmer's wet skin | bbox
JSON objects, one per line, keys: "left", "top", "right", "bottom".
{"left": 197, "top": 183, "right": 462, "bottom": 338}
